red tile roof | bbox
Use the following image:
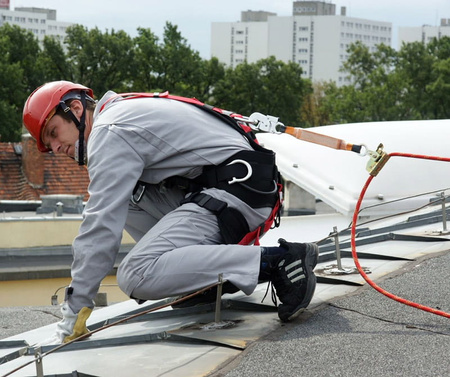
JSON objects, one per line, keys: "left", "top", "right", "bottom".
{"left": 0, "top": 142, "right": 89, "bottom": 201}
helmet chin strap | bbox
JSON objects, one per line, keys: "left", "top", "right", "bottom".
{"left": 58, "top": 91, "right": 87, "bottom": 166}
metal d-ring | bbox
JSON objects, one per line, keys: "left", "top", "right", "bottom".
{"left": 226, "top": 159, "right": 252, "bottom": 184}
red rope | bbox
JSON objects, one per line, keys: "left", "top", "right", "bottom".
{"left": 351, "top": 152, "right": 450, "bottom": 318}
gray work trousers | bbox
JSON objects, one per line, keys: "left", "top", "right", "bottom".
{"left": 116, "top": 184, "right": 271, "bottom": 300}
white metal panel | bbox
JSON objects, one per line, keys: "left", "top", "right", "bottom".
{"left": 258, "top": 119, "right": 450, "bottom": 216}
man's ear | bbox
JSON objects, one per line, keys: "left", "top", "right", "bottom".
{"left": 69, "top": 99, "right": 84, "bottom": 118}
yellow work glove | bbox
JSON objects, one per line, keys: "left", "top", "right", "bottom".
{"left": 63, "top": 306, "right": 93, "bottom": 343}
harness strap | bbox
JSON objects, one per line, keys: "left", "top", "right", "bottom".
{"left": 181, "top": 192, "right": 250, "bottom": 244}
{"left": 98, "top": 91, "right": 261, "bottom": 148}
{"left": 59, "top": 91, "right": 87, "bottom": 165}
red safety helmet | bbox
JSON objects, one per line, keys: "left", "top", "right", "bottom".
{"left": 23, "top": 81, "right": 94, "bottom": 152}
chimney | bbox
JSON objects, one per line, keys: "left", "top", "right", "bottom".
{"left": 22, "top": 133, "right": 45, "bottom": 188}
{"left": 341, "top": 6, "right": 347, "bottom": 16}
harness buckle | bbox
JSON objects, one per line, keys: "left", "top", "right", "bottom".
{"left": 226, "top": 159, "right": 252, "bottom": 184}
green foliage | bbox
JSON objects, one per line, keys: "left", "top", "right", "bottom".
{"left": 213, "top": 57, "right": 311, "bottom": 126}
{"left": 132, "top": 22, "right": 212, "bottom": 98}
{"left": 2, "top": 21, "right": 450, "bottom": 142}
{"left": 40, "top": 36, "right": 73, "bottom": 81}
{"left": 321, "top": 37, "right": 450, "bottom": 124}
{"left": 300, "top": 81, "right": 333, "bottom": 127}
{"left": 132, "top": 27, "right": 160, "bottom": 92}
{"left": 65, "top": 25, "right": 135, "bottom": 94}
{"left": 0, "top": 24, "right": 44, "bottom": 141}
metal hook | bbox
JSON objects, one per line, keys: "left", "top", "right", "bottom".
{"left": 226, "top": 159, "right": 252, "bottom": 184}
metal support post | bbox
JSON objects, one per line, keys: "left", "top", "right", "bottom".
{"left": 215, "top": 273, "right": 224, "bottom": 323}
{"left": 333, "top": 226, "right": 343, "bottom": 271}
{"left": 34, "top": 347, "right": 44, "bottom": 377}
{"left": 441, "top": 192, "right": 447, "bottom": 232}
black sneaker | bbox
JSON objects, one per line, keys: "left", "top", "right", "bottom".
{"left": 271, "top": 238, "right": 319, "bottom": 322}
{"left": 171, "top": 282, "right": 239, "bottom": 308}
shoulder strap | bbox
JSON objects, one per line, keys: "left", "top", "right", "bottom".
{"left": 98, "top": 91, "right": 265, "bottom": 151}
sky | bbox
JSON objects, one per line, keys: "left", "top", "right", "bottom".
{"left": 10, "top": 0, "right": 450, "bottom": 58}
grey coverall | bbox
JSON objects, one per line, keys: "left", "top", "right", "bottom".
{"left": 68, "top": 91, "right": 273, "bottom": 313}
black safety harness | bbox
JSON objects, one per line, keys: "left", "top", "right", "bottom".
{"left": 99, "top": 92, "right": 283, "bottom": 245}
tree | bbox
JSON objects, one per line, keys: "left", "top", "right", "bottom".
{"left": 396, "top": 41, "right": 435, "bottom": 119}
{"left": 300, "top": 81, "right": 333, "bottom": 127}
{"left": 132, "top": 23, "right": 210, "bottom": 97}
{"left": 191, "top": 57, "right": 226, "bottom": 102}
{"left": 0, "top": 24, "right": 43, "bottom": 141}
{"left": 40, "top": 35, "right": 73, "bottom": 82}
{"left": 0, "top": 57, "right": 24, "bottom": 141}
{"left": 420, "top": 36, "right": 450, "bottom": 119}
{"left": 321, "top": 42, "right": 417, "bottom": 124}
{"left": 212, "top": 57, "right": 311, "bottom": 126}
{"left": 132, "top": 27, "right": 160, "bottom": 92}
{"left": 155, "top": 22, "right": 204, "bottom": 96}
{"left": 65, "top": 25, "right": 135, "bottom": 96}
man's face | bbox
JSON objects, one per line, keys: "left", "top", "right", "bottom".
{"left": 41, "top": 114, "right": 80, "bottom": 159}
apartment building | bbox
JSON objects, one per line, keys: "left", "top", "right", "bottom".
{"left": 0, "top": 1, "right": 72, "bottom": 44}
{"left": 398, "top": 18, "right": 450, "bottom": 47}
{"left": 211, "top": 1, "right": 392, "bottom": 85}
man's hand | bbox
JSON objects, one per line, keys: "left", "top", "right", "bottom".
{"left": 55, "top": 303, "right": 93, "bottom": 343}
{"left": 63, "top": 306, "right": 93, "bottom": 343}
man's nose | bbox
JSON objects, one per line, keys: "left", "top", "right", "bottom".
{"left": 50, "top": 139, "right": 61, "bottom": 153}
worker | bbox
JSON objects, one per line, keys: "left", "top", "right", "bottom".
{"left": 23, "top": 81, "right": 319, "bottom": 344}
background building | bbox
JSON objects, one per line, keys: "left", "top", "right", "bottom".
{"left": 241, "top": 10, "right": 276, "bottom": 22}
{"left": 398, "top": 18, "right": 450, "bottom": 47}
{"left": 0, "top": 1, "right": 72, "bottom": 44}
{"left": 292, "top": 0, "right": 335, "bottom": 16}
{"left": 211, "top": 1, "right": 392, "bottom": 85}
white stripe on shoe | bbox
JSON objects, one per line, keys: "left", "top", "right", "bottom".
{"left": 286, "top": 260, "right": 306, "bottom": 283}
{"left": 289, "top": 272, "right": 306, "bottom": 283}
{"left": 284, "top": 259, "right": 302, "bottom": 270}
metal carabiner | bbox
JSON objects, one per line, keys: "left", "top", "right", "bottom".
{"left": 248, "top": 112, "right": 281, "bottom": 134}
{"left": 226, "top": 159, "right": 253, "bottom": 184}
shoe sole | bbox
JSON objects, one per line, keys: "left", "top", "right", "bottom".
{"left": 283, "top": 243, "right": 319, "bottom": 322}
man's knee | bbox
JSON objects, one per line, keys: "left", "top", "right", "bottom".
{"left": 117, "top": 259, "right": 161, "bottom": 300}
{"left": 116, "top": 260, "right": 141, "bottom": 297}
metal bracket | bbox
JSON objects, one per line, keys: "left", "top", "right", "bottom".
{"left": 366, "top": 143, "right": 390, "bottom": 176}
{"left": 319, "top": 226, "right": 372, "bottom": 276}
